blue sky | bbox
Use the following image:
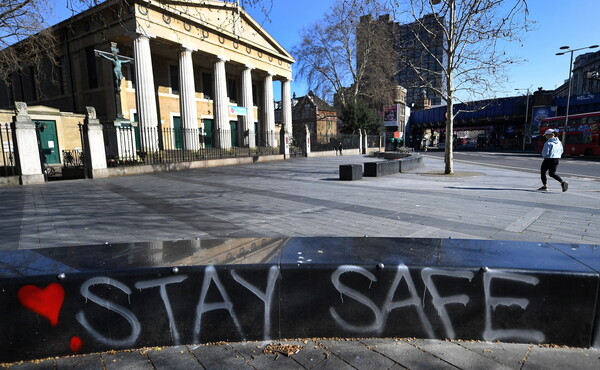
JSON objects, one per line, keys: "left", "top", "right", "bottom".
{"left": 51, "top": 0, "right": 600, "bottom": 100}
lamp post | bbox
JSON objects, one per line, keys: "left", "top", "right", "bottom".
{"left": 555, "top": 45, "right": 599, "bottom": 142}
{"left": 515, "top": 88, "right": 530, "bottom": 151}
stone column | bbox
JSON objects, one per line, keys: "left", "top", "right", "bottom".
{"left": 11, "top": 102, "right": 44, "bottom": 185}
{"left": 214, "top": 56, "right": 231, "bottom": 149}
{"left": 281, "top": 78, "right": 292, "bottom": 157}
{"left": 179, "top": 46, "right": 199, "bottom": 151}
{"left": 84, "top": 106, "right": 109, "bottom": 178}
{"left": 359, "top": 129, "right": 363, "bottom": 154}
{"left": 240, "top": 65, "right": 254, "bottom": 148}
{"left": 263, "top": 72, "right": 275, "bottom": 147}
{"left": 303, "top": 124, "right": 311, "bottom": 157}
{"left": 133, "top": 33, "right": 159, "bottom": 151}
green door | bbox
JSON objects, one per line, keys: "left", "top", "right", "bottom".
{"left": 230, "top": 121, "right": 238, "bottom": 147}
{"left": 254, "top": 122, "right": 259, "bottom": 146}
{"left": 204, "top": 119, "right": 214, "bottom": 148}
{"left": 133, "top": 113, "right": 141, "bottom": 151}
{"left": 173, "top": 116, "right": 183, "bottom": 149}
{"left": 34, "top": 120, "right": 60, "bottom": 164}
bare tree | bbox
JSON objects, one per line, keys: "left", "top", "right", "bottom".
{"left": 292, "top": 0, "right": 396, "bottom": 119}
{"left": 395, "top": 0, "right": 531, "bottom": 174}
{"left": 0, "top": 0, "right": 57, "bottom": 83}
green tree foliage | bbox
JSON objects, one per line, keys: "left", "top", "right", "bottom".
{"left": 339, "top": 98, "right": 381, "bottom": 134}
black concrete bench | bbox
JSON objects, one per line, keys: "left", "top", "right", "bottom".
{"left": 364, "top": 161, "right": 399, "bottom": 177}
{"left": 1, "top": 237, "right": 600, "bottom": 362}
{"left": 398, "top": 154, "right": 422, "bottom": 172}
{"left": 339, "top": 164, "right": 363, "bottom": 181}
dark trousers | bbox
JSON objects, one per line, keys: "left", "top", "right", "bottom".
{"left": 540, "top": 158, "right": 563, "bottom": 185}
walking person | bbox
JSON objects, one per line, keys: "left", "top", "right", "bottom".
{"left": 338, "top": 142, "right": 343, "bottom": 156}
{"left": 538, "top": 129, "right": 568, "bottom": 192}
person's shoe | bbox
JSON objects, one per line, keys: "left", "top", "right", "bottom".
{"left": 561, "top": 182, "right": 569, "bottom": 192}
{"left": 537, "top": 186, "right": 548, "bottom": 191}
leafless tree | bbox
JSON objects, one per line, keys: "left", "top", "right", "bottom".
{"left": 0, "top": 0, "right": 57, "bottom": 84}
{"left": 292, "top": 0, "right": 396, "bottom": 110}
{"left": 393, "top": 0, "right": 531, "bottom": 174}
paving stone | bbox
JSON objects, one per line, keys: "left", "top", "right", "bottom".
{"left": 409, "top": 339, "right": 522, "bottom": 369}
{"left": 189, "top": 343, "right": 253, "bottom": 369}
{"left": 145, "top": 346, "right": 202, "bottom": 369}
{"left": 457, "top": 341, "right": 531, "bottom": 369}
{"left": 317, "top": 339, "right": 396, "bottom": 369}
{"left": 522, "top": 346, "right": 600, "bottom": 370}
{"left": 236, "top": 341, "right": 309, "bottom": 369}
{"left": 101, "top": 351, "right": 154, "bottom": 370}
{"left": 361, "top": 338, "right": 458, "bottom": 369}
{"left": 54, "top": 354, "right": 104, "bottom": 370}
{"left": 2, "top": 359, "right": 55, "bottom": 370}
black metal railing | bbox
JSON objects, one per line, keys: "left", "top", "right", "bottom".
{"left": 103, "top": 125, "right": 281, "bottom": 167}
{"left": 62, "top": 149, "right": 84, "bottom": 168}
{"left": 311, "top": 133, "right": 361, "bottom": 152}
{"left": 0, "top": 123, "right": 15, "bottom": 177}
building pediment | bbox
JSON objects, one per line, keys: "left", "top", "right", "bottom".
{"left": 139, "top": 0, "right": 294, "bottom": 64}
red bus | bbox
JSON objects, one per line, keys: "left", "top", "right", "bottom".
{"left": 539, "top": 111, "right": 600, "bottom": 156}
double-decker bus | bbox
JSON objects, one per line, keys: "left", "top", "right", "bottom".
{"left": 539, "top": 111, "right": 600, "bottom": 156}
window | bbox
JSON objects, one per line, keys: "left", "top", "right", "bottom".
{"left": 85, "top": 47, "right": 98, "bottom": 89}
{"left": 227, "top": 78, "right": 237, "bottom": 103}
{"left": 201, "top": 72, "right": 213, "bottom": 99}
{"left": 28, "top": 66, "right": 38, "bottom": 101}
{"left": 169, "top": 65, "right": 179, "bottom": 94}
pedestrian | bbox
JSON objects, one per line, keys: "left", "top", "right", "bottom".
{"left": 538, "top": 129, "right": 568, "bottom": 192}
{"left": 338, "top": 142, "right": 343, "bottom": 156}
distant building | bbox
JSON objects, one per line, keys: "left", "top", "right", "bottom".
{"left": 555, "top": 50, "right": 600, "bottom": 98}
{"left": 358, "top": 13, "right": 446, "bottom": 109}
{"left": 288, "top": 91, "right": 339, "bottom": 143}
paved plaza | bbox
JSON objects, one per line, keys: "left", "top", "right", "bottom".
{"left": 2, "top": 154, "right": 600, "bottom": 369}
{"left": 2, "top": 154, "right": 600, "bottom": 250}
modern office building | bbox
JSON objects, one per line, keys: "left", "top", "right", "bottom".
{"left": 358, "top": 13, "right": 446, "bottom": 109}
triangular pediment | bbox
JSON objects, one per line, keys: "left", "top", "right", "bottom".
{"left": 152, "top": 0, "right": 294, "bottom": 63}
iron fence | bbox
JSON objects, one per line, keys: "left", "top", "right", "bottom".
{"left": 103, "top": 125, "right": 281, "bottom": 167}
{"left": 311, "top": 133, "right": 360, "bottom": 152}
{"left": 62, "top": 149, "right": 84, "bottom": 168}
{"left": 0, "top": 123, "right": 15, "bottom": 177}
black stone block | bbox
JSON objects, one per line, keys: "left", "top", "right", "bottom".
{"left": 339, "top": 164, "right": 363, "bottom": 181}
{"left": 398, "top": 155, "right": 423, "bottom": 172}
{"left": 364, "top": 161, "right": 398, "bottom": 177}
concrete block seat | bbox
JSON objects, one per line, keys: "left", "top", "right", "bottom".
{"left": 2, "top": 237, "right": 600, "bottom": 363}
{"left": 339, "top": 164, "right": 363, "bottom": 180}
{"left": 364, "top": 161, "right": 399, "bottom": 177}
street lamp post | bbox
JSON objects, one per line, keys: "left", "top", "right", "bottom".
{"left": 555, "top": 45, "right": 599, "bottom": 142}
{"left": 515, "top": 88, "right": 530, "bottom": 151}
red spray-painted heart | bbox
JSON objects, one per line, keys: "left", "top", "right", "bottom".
{"left": 18, "top": 283, "right": 65, "bottom": 326}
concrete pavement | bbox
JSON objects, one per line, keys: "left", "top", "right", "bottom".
{"left": 2, "top": 153, "right": 599, "bottom": 250}
{"left": 1, "top": 153, "right": 600, "bottom": 368}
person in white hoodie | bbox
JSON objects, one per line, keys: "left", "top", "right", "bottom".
{"left": 539, "top": 129, "right": 568, "bottom": 192}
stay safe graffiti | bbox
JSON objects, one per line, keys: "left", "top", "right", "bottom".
{"left": 4, "top": 262, "right": 558, "bottom": 362}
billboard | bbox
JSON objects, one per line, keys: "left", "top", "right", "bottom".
{"left": 384, "top": 105, "right": 398, "bottom": 127}
{"left": 531, "top": 106, "right": 557, "bottom": 136}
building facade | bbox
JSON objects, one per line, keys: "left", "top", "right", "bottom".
{"left": 289, "top": 91, "right": 339, "bottom": 145}
{"left": 0, "top": 0, "right": 294, "bottom": 153}
{"left": 555, "top": 50, "right": 600, "bottom": 98}
{"left": 358, "top": 13, "right": 445, "bottom": 109}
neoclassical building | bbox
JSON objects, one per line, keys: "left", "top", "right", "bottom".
{"left": 0, "top": 0, "right": 294, "bottom": 153}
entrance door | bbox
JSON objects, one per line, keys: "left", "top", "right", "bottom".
{"left": 230, "top": 121, "right": 238, "bottom": 147}
{"left": 34, "top": 120, "right": 60, "bottom": 164}
{"left": 173, "top": 116, "right": 183, "bottom": 149}
{"left": 254, "top": 122, "right": 259, "bottom": 146}
{"left": 203, "top": 119, "right": 214, "bottom": 148}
